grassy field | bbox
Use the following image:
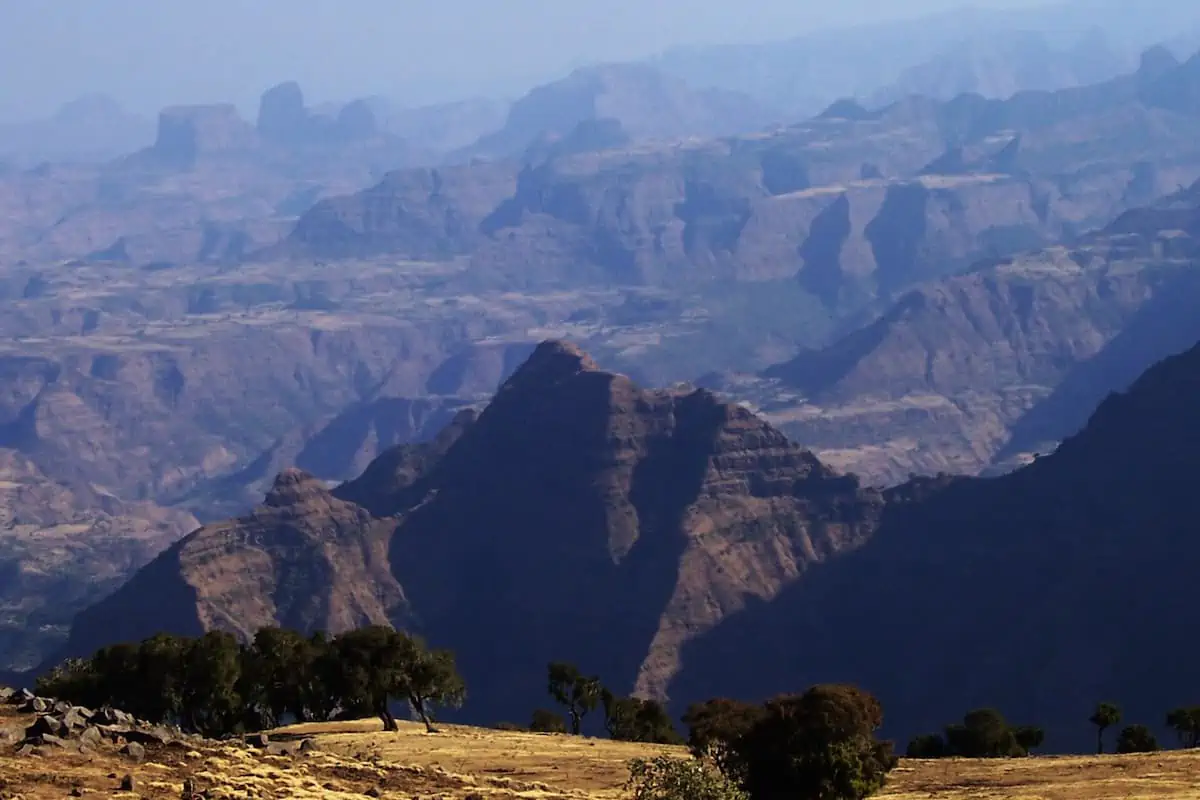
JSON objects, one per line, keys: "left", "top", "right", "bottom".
{"left": 6, "top": 704, "right": 1200, "bottom": 799}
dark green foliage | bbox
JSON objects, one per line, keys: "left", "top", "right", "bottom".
{"left": 1108, "top": 724, "right": 1156, "bottom": 758}
{"left": 944, "top": 709, "right": 1025, "bottom": 758}
{"left": 1013, "top": 726, "right": 1045, "bottom": 755}
{"left": 530, "top": 708, "right": 567, "bottom": 733}
{"left": 682, "top": 698, "right": 765, "bottom": 779}
{"left": 905, "top": 734, "right": 946, "bottom": 759}
{"left": 1115, "top": 724, "right": 1159, "bottom": 753}
{"left": 728, "top": 685, "right": 898, "bottom": 800}
{"left": 601, "top": 689, "right": 683, "bottom": 744}
{"left": 626, "top": 755, "right": 748, "bottom": 800}
{"left": 1165, "top": 707, "right": 1200, "bottom": 747}
{"left": 547, "top": 662, "right": 602, "bottom": 735}
{"left": 1089, "top": 703, "right": 1121, "bottom": 755}
{"left": 38, "top": 624, "right": 465, "bottom": 738}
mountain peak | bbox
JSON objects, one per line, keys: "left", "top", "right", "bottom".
{"left": 497, "top": 339, "right": 602, "bottom": 392}
{"left": 263, "top": 467, "right": 328, "bottom": 507}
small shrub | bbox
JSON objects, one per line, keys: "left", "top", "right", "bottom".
{"left": 906, "top": 734, "right": 947, "bottom": 759}
{"left": 626, "top": 756, "right": 747, "bottom": 800}
{"left": 530, "top": 708, "right": 567, "bottom": 733}
{"left": 1115, "top": 724, "right": 1159, "bottom": 754}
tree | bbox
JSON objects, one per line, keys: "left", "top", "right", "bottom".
{"left": 1166, "top": 707, "right": 1200, "bottom": 748}
{"left": 626, "top": 756, "right": 747, "bottom": 800}
{"left": 328, "top": 626, "right": 412, "bottom": 731}
{"left": 729, "top": 685, "right": 898, "bottom": 800}
{"left": 241, "top": 627, "right": 317, "bottom": 729}
{"left": 530, "top": 708, "right": 567, "bottom": 733}
{"left": 398, "top": 640, "right": 465, "bottom": 732}
{"left": 602, "top": 690, "right": 682, "bottom": 744}
{"left": 1089, "top": 703, "right": 1121, "bottom": 755}
{"left": 681, "top": 698, "right": 765, "bottom": 779}
{"left": 179, "top": 631, "right": 244, "bottom": 737}
{"left": 1115, "top": 724, "right": 1159, "bottom": 754}
{"left": 944, "top": 709, "right": 1021, "bottom": 758}
{"left": 905, "top": 734, "right": 946, "bottom": 759}
{"left": 547, "top": 662, "right": 602, "bottom": 735}
{"left": 1013, "top": 726, "right": 1045, "bottom": 755}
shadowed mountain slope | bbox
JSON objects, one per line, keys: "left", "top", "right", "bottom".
{"left": 675, "top": 333, "right": 1200, "bottom": 752}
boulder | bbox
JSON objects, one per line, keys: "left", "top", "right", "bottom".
{"left": 79, "top": 725, "right": 104, "bottom": 749}
{"left": 120, "top": 741, "right": 146, "bottom": 762}
{"left": 0, "top": 686, "right": 13, "bottom": 702}
{"left": 245, "top": 732, "right": 269, "bottom": 748}
{"left": 62, "top": 706, "right": 93, "bottom": 730}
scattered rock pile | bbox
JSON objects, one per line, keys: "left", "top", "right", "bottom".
{"left": 1, "top": 686, "right": 197, "bottom": 757}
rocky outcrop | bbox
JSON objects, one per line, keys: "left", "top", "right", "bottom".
{"left": 64, "top": 341, "right": 885, "bottom": 723}
{"left": 256, "top": 82, "right": 381, "bottom": 147}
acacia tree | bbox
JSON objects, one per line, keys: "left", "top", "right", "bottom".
{"left": 547, "top": 662, "right": 602, "bottom": 735}
{"left": 1089, "top": 703, "right": 1121, "bottom": 755}
{"left": 398, "top": 638, "right": 465, "bottom": 732}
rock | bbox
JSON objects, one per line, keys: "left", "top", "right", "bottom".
{"left": 265, "top": 742, "right": 295, "bottom": 757}
{"left": 78, "top": 726, "right": 104, "bottom": 748}
{"left": 24, "top": 715, "right": 67, "bottom": 739}
{"left": 61, "top": 706, "right": 93, "bottom": 730}
{"left": 120, "top": 741, "right": 146, "bottom": 763}
{"left": 245, "top": 732, "right": 269, "bottom": 748}
{"left": 15, "top": 743, "right": 38, "bottom": 757}
{"left": 70, "top": 788, "right": 85, "bottom": 797}
{"left": 53, "top": 700, "right": 71, "bottom": 714}
{"left": 31, "top": 733, "right": 68, "bottom": 748}
{"left": 298, "top": 738, "right": 318, "bottom": 753}
{"left": 94, "top": 706, "right": 134, "bottom": 726}
{"left": 365, "top": 789, "right": 382, "bottom": 798}
{"left": 0, "top": 687, "right": 12, "bottom": 702}
{"left": 119, "top": 774, "right": 135, "bottom": 792}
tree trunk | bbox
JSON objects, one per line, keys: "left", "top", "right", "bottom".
{"left": 379, "top": 703, "right": 398, "bottom": 732}
{"left": 412, "top": 696, "right": 438, "bottom": 733}
{"left": 1097, "top": 727, "right": 1104, "bottom": 755}
{"left": 570, "top": 709, "right": 581, "bottom": 736}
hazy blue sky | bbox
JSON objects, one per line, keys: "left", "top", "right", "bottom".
{"left": 0, "top": 0, "right": 1056, "bottom": 121}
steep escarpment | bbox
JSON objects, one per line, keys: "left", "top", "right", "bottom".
{"left": 675, "top": 333, "right": 1200, "bottom": 752}
{"left": 63, "top": 468, "right": 403, "bottom": 661}
{"left": 66, "top": 341, "right": 884, "bottom": 722}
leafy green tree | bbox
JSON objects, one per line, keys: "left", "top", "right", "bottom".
{"left": 626, "top": 755, "right": 747, "bottom": 800}
{"left": 1166, "top": 707, "right": 1200, "bottom": 748}
{"left": 1115, "top": 724, "right": 1159, "bottom": 753}
{"left": 327, "top": 626, "right": 411, "bottom": 731}
{"left": 905, "top": 734, "right": 946, "bottom": 759}
{"left": 241, "top": 627, "right": 314, "bottom": 729}
{"left": 681, "top": 698, "right": 764, "bottom": 779}
{"left": 530, "top": 708, "right": 567, "bottom": 733}
{"left": 602, "top": 690, "right": 682, "bottom": 744}
{"left": 398, "top": 639, "right": 465, "bottom": 732}
{"left": 180, "top": 631, "right": 244, "bottom": 737}
{"left": 1013, "top": 726, "right": 1045, "bottom": 755}
{"left": 1089, "top": 703, "right": 1121, "bottom": 755}
{"left": 547, "top": 662, "right": 602, "bottom": 735}
{"left": 944, "top": 709, "right": 1021, "bottom": 758}
{"left": 729, "top": 685, "right": 898, "bottom": 800}
{"left": 135, "top": 633, "right": 190, "bottom": 723}
{"left": 36, "top": 657, "right": 101, "bottom": 708}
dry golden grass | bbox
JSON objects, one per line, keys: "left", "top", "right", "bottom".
{"left": 7, "top": 703, "right": 1200, "bottom": 799}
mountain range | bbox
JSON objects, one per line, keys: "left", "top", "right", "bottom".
{"left": 56, "top": 330, "right": 1200, "bottom": 752}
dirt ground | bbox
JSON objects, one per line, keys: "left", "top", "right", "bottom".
{"left": 6, "top": 704, "right": 1200, "bottom": 799}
